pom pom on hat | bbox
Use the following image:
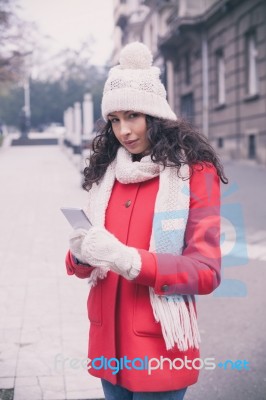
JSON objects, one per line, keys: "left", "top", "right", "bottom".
{"left": 101, "top": 41, "right": 177, "bottom": 121}
{"left": 119, "top": 42, "right": 153, "bottom": 69}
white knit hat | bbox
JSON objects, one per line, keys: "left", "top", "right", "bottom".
{"left": 101, "top": 42, "right": 177, "bottom": 121}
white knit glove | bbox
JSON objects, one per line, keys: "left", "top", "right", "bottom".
{"left": 69, "top": 227, "right": 141, "bottom": 280}
{"left": 69, "top": 228, "right": 88, "bottom": 264}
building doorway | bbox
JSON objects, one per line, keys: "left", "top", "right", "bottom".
{"left": 248, "top": 134, "right": 256, "bottom": 159}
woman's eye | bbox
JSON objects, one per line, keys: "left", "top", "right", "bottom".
{"left": 110, "top": 118, "right": 118, "bottom": 124}
{"left": 129, "top": 113, "right": 139, "bottom": 119}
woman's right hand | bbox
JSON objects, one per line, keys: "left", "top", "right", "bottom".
{"left": 69, "top": 228, "right": 89, "bottom": 264}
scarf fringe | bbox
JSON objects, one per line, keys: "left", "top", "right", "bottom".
{"left": 149, "top": 288, "right": 201, "bottom": 351}
{"left": 89, "top": 267, "right": 109, "bottom": 287}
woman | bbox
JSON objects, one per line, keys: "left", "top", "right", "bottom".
{"left": 66, "top": 42, "right": 228, "bottom": 400}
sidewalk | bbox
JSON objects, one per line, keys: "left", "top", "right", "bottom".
{"left": 0, "top": 142, "right": 104, "bottom": 399}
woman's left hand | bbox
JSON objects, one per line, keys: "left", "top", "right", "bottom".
{"left": 69, "top": 227, "right": 141, "bottom": 280}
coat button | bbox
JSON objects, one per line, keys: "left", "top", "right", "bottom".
{"left": 161, "top": 284, "right": 169, "bottom": 292}
{"left": 125, "top": 200, "right": 131, "bottom": 208}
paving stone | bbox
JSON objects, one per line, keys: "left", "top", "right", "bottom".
{"left": 0, "top": 143, "right": 101, "bottom": 399}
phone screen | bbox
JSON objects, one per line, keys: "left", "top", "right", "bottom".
{"left": 60, "top": 207, "right": 92, "bottom": 230}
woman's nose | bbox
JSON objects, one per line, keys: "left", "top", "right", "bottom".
{"left": 120, "top": 120, "right": 131, "bottom": 136}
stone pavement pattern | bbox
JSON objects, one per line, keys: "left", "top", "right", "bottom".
{"left": 187, "top": 160, "right": 266, "bottom": 400}
{"left": 0, "top": 142, "right": 104, "bottom": 399}
{"left": 0, "top": 141, "right": 266, "bottom": 400}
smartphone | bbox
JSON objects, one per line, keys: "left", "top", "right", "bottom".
{"left": 60, "top": 207, "right": 92, "bottom": 230}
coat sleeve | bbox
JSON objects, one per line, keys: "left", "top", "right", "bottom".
{"left": 65, "top": 250, "right": 94, "bottom": 279}
{"left": 134, "top": 163, "right": 221, "bottom": 295}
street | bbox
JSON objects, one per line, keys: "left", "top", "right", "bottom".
{"left": 187, "top": 159, "right": 266, "bottom": 400}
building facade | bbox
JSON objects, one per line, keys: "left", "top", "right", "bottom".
{"left": 113, "top": 0, "right": 266, "bottom": 164}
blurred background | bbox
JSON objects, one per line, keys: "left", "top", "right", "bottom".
{"left": 0, "top": 0, "right": 265, "bottom": 162}
{"left": 0, "top": 1, "right": 265, "bottom": 400}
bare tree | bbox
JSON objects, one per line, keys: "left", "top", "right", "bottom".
{"left": 0, "top": 0, "right": 34, "bottom": 84}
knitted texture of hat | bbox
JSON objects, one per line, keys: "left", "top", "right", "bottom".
{"left": 101, "top": 42, "right": 177, "bottom": 121}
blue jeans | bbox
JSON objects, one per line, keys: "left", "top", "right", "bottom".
{"left": 101, "top": 379, "right": 187, "bottom": 400}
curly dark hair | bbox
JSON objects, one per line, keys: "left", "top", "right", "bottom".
{"left": 82, "top": 116, "right": 228, "bottom": 191}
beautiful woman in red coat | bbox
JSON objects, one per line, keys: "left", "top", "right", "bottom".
{"left": 66, "top": 42, "right": 228, "bottom": 399}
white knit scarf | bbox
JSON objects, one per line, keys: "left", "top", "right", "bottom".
{"left": 85, "top": 147, "right": 200, "bottom": 351}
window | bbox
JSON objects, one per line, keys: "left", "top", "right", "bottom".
{"left": 184, "top": 53, "right": 191, "bottom": 85}
{"left": 248, "top": 134, "right": 256, "bottom": 159}
{"left": 181, "top": 93, "right": 194, "bottom": 123}
{"left": 218, "top": 137, "right": 224, "bottom": 148}
{"left": 245, "top": 31, "right": 259, "bottom": 96}
{"left": 216, "top": 49, "right": 225, "bottom": 105}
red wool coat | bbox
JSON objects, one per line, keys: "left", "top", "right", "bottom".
{"left": 65, "top": 163, "right": 221, "bottom": 392}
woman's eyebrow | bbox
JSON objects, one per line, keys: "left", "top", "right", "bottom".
{"left": 108, "top": 111, "right": 133, "bottom": 118}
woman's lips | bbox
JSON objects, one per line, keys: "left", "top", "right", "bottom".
{"left": 124, "top": 139, "right": 138, "bottom": 147}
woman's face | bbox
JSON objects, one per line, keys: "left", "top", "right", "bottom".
{"left": 108, "top": 111, "right": 150, "bottom": 155}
